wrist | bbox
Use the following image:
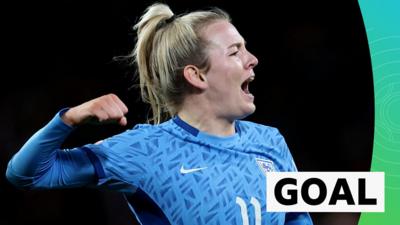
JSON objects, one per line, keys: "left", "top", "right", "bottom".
{"left": 60, "top": 108, "right": 77, "bottom": 126}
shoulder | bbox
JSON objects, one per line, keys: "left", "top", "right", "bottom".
{"left": 237, "top": 120, "right": 281, "bottom": 137}
{"left": 96, "top": 123, "right": 166, "bottom": 149}
{"left": 237, "top": 120, "right": 288, "bottom": 148}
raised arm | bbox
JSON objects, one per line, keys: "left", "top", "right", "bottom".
{"left": 6, "top": 94, "right": 128, "bottom": 189}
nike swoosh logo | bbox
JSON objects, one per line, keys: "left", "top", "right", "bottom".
{"left": 180, "top": 165, "right": 208, "bottom": 174}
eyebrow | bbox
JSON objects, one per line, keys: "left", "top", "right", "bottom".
{"left": 227, "top": 40, "right": 246, "bottom": 49}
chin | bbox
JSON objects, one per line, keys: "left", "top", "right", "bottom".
{"left": 247, "top": 105, "right": 256, "bottom": 117}
{"left": 237, "top": 104, "right": 256, "bottom": 120}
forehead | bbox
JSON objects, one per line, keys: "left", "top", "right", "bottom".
{"left": 201, "top": 20, "right": 244, "bottom": 49}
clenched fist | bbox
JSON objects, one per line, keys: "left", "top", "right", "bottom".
{"left": 62, "top": 94, "right": 129, "bottom": 126}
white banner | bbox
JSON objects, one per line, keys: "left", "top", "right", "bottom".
{"left": 266, "top": 172, "right": 384, "bottom": 212}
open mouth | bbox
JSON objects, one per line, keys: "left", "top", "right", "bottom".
{"left": 241, "top": 76, "right": 255, "bottom": 94}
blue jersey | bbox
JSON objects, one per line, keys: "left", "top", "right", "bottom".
{"left": 6, "top": 110, "right": 313, "bottom": 225}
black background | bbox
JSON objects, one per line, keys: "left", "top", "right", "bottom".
{"left": 1, "top": 0, "right": 373, "bottom": 224}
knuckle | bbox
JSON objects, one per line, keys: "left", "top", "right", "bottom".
{"left": 108, "top": 93, "right": 117, "bottom": 100}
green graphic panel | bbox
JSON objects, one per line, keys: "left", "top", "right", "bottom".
{"left": 358, "top": 0, "right": 400, "bottom": 225}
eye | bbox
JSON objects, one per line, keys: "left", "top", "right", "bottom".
{"left": 229, "top": 51, "right": 239, "bottom": 56}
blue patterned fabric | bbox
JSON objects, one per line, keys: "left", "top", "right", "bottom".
{"left": 85, "top": 116, "right": 312, "bottom": 225}
{"left": 6, "top": 112, "right": 313, "bottom": 225}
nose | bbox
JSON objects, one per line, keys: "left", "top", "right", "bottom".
{"left": 245, "top": 50, "right": 258, "bottom": 70}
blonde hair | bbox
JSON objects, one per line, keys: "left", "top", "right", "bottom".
{"left": 132, "top": 3, "right": 230, "bottom": 124}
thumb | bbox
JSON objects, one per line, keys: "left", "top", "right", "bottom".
{"left": 119, "top": 116, "right": 128, "bottom": 126}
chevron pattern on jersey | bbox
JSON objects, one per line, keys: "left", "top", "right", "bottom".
{"left": 89, "top": 118, "right": 312, "bottom": 225}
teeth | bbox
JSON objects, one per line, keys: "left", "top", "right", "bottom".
{"left": 247, "top": 75, "right": 255, "bottom": 82}
{"left": 241, "top": 75, "right": 255, "bottom": 94}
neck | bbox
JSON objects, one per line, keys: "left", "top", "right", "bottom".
{"left": 178, "top": 97, "right": 236, "bottom": 137}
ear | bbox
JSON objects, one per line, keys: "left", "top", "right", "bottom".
{"left": 183, "top": 65, "right": 207, "bottom": 90}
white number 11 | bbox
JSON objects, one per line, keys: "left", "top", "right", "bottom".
{"left": 236, "top": 196, "right": 261, "bottom": 225}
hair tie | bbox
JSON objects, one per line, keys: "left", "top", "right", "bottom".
{"left": 165, "top": 15, "right": 176, "bottom": 24}
{"left": 156, "top": 15, "right": 177, "bottom": 30}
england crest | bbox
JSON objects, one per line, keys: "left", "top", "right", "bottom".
{"left": 256, "top": 158, "right": 276, "bottom": 174}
